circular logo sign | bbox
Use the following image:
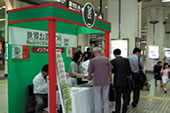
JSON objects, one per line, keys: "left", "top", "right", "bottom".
{"left": 82, "top": 3, "right": 96, "bottom": 28}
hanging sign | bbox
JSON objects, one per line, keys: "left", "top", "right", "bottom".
{"left": 9, "top": 27, "right": 77, "bottom": 48}
{"left": 148, "top": 45, "right": 159, "bottom": 60}
{"left": 82, "top": 3, "right": 96, "bottom": 28}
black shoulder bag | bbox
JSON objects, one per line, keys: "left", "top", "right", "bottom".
{"left": 125, "top": 58, "right": 135, "bottom": 90}
{"left": 138, "top": 56, "right": 147, "bottom": 89}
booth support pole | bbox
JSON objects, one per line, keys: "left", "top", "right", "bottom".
{"left": 48, "top": 20, "right": 57, "bottom": 113}
{"left": 105, "top": 32, "right": 110, "bottom": 58}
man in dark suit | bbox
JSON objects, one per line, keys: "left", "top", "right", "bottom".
{"left": 110, "top": 49, "right": 130, "bottom": 113}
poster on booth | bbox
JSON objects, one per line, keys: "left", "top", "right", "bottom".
{"left": 148, "top": 45, "right": 159, "bottom": 60}
{"left": 67, "top": 48, "right": 72, "bottom": 58}
{"left": 56, "top": 50, "right": 72, "bottom": 113}
{"left": 9, "top": 26, "right": 77, "bottom": 48}
{"left": 110, "top": 40, "right": 128, "bottom": 59}
{"left": 12, "top": 45, "right": 22, "bottom": 59}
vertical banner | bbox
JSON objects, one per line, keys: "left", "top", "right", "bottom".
{"left": 56, "top": 50, "right": 72, "bottom": 113}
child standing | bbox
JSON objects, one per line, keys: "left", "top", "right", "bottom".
{"left": 154, "top": 61, "right": 162, "bottom": 87}
{"left": 161, "top": 63, "right": 170, "bottom": 93}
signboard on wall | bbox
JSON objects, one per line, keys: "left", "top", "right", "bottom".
{"left": 148, "top": 45, "right": 159, "bottom": 60}
{"left": 164, "top": 48, "right": 170, "bottom": 58}
{"left": 9, "top": 27, "right": 77, "bottom": 48}
{"left": 110, "top": 40, "right": 128, "bottom": 59}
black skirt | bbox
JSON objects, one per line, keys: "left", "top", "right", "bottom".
{"left": 154, "top": 74, "right": 162, "bottom": 80}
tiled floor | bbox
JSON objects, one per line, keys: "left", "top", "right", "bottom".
{"left": 1, "top": 72, "right": 170, "bottom": 113}
{"left": 0, "top": 79, "right": 8, "bottom": 113}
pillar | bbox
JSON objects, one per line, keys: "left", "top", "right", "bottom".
{"left": 107, "top": 0, "right": 141, "bottom": 56}
{"left": 48, "top": 20, "right": 57, "bottom": 113}
{"left": 146, "top": 8, "right": 165, "bottom": 71}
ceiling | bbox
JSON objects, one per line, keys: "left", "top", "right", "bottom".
{"left": 1, "top": 0, "right": 170, "bottom": 34}
{"left": 142, "top": 0, "right": 170, "bottom": 28}
{"left": 142, "top": 0, "right": 170, "bottom": 9}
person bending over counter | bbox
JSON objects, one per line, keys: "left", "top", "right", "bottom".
{"left": 33, "top": 64, "right": 48, "bottom": 113}
{"left": 69, "top": 52, "right": 87, "bottom": 85}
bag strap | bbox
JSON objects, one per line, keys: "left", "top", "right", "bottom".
{"left": 138, "top": 56, "right": 142, "bottom": 72}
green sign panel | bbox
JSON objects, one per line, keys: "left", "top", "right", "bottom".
{"left": 83, "top": 3, "right": 95, "bottom": 28}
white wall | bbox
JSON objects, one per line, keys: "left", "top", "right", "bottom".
{"left": 108, "top": 0, "right": 141, "bottom": 56}
{"left": 78, "top": 34, "right": 89, "bottom": 53}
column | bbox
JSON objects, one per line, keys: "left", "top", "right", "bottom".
{"left": 146, "top": 8, "right": 165, "bottom": 71}
{"left": 107, "top": 0, "right": 141, "bottom": 56}
{"left": 48, "top": 20, "right": 57, "bottom": 113}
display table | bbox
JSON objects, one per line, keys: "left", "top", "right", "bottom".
{"left": 70, "top": 87, "right": 94, "bottom": 113}
{"left": 53, "top": 87, "right": 94, "bottom": 113}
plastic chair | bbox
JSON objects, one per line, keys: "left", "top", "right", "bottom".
{"left": 26, "top": 84, "right": 36, "bottom": 113}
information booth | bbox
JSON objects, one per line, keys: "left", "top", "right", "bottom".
{"left": 7, "top": 3, "right": 111, "bottom": 113}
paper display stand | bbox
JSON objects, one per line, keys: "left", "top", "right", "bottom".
{"left": 56, "top": 50, "right": 72, "bottom": 113}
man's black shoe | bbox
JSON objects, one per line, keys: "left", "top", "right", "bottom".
{"left": 132, "top": 103, "right": 137, "bottom": 108}
{"left": 112, "top": 111, "right": 116, "bottom": 113}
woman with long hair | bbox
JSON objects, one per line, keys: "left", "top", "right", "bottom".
{"left": 69, "top": 52, "right": 86, "bottom": 85}
{"left": 154, "top": 61, "right": 162, "bottom": 87}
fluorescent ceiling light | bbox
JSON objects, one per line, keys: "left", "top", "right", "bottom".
{"left": 2, "top": 6, "right": 6, "bottom": 8}
{"left": 0, "top": 19, "right": 5, "bottom": 21}
{"left": 0, "top": 6, "right": 6, "bottom": 10}
{"left": 162, "top": 0, "right": 170, "bottom": 2}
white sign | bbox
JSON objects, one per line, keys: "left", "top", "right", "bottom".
{"left": 9, "top": 27, "right": 77, "bottom": 48}
{"left": 110, "top": 40, "right": 128, "bottom": 59}
{"left": 148, "top": 45, "right": 159, "bottom": 60}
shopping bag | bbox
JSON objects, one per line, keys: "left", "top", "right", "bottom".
{"left": 127, "top": 75, "right": 135, "bottom": 90}
{"left": 109, "top": 85, "right": 116, "bottom": 102}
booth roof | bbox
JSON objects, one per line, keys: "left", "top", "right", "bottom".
{"left": 8, "top": 3, "right": 111, "bottom": 34}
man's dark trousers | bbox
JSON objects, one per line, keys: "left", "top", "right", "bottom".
{"left": 115, "top": 86, "right": 129, "bottom": 113}
{"left": 131, "top": 73, "right": 141, "bottom": 107}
